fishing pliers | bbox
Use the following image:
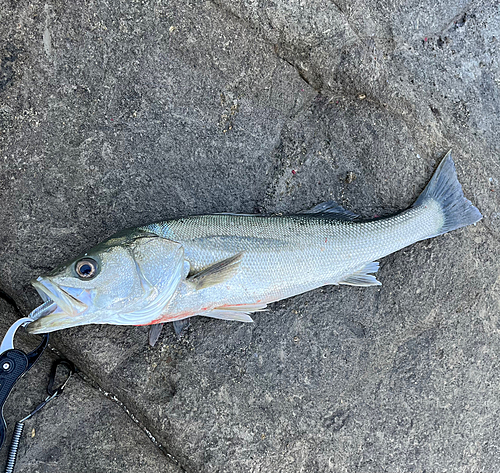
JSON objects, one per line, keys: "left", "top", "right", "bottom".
{"left": 0, "top": 302, "right": 55, "bottom": 448}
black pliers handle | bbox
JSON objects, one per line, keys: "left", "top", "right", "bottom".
{"left": 0, "top": 318, "right": 49, "bottom": 449}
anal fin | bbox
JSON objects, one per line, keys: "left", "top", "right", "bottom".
{"left": 216, "top": 303, "right": 268, "bottom": 312}
{"left": 201, "top": 302, "right": 268, "bottom": 323}
{"left": 203, "top": 310, "right": 254, "bottom": 323}
{"left": 339, "top": 262, "right": 381, "bottom": 287}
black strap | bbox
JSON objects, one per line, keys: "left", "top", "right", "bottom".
{"left": 47, "top": 359, "right": 75, "bottom": 397}
{"left": 3, "top": 359, "right": 76, "bottom": 473}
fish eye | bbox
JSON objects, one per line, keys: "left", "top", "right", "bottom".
{"left": 75, "top": 258, "right": 99, "bottom": 279}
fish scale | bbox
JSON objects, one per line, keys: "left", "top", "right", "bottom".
{"left": 27, "top": 152, "right": 482, "bottom": 334}
{"left": 142, "top": 201, "right": 444, "bottom": 319}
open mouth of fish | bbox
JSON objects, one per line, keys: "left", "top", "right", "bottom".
{"left": 27, "top": 277, "right": 92, "bottom": 334}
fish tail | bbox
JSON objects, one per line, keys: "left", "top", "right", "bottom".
{"left": 413, "top": 150, "right": 482, "bottom": 236}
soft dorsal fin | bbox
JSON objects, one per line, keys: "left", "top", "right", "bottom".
{"left": 187, "top": 252, "right": 243, "bottom": 290}
{"left": 298, "top": 200, "right": 358, "bottom": 220}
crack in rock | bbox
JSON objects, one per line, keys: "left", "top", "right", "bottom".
{"left": 0, "top": 289, "right": 20, "bottom": 315}
{"left": 0, "top": 290, "right": 189, "bottom": 471}
{"left": 77, "top": 370, "right": 191, "bottom": 473}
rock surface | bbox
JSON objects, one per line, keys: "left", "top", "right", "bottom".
{"left": 0, "top": 300, "right": 182, "bottom": 473}
{"left": 0, "top": 0, "right": 499, "bottom": 471}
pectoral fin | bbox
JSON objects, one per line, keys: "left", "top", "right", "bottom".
{"left": 187, "top": 252, "right": 243, "bottom": 290}
{"left": 339, "top": 262, "right": 381, "bottom": 287}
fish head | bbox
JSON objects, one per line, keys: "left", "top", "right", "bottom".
{"left": 27, "top": 230, "right": 186, "bottom": 334}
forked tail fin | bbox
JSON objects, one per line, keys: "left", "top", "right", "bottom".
{"left": 413, "top": 150, "right": 482, "bottom": 236}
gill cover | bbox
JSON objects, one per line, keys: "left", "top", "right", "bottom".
{"left": 112, "top": 235, "right": 185, "bottom": 324}
{"left": 28, "top": 232, "right": 186, "bottom": 333}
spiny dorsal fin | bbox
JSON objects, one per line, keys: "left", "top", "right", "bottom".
{"left": 298, "top": 201, "right": 358, "bottom": 221}
{"left": 187, "top": 252, "right": 243, "bottom": 290}
{"left": 338, "top": 261, "right": 381, "bottom": 287}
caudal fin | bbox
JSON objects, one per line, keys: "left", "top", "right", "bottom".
{"left": 413, "top": 151, "right": 482, "bottom": 236}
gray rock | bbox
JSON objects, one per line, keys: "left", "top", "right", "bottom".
{"left": 0, "top": 0, "right": 499, "bottom": 471}
{"left": 0, "top": 300, "right": 182, "bottom": 473}
{"left": 0, "top": 0, "right": 313, "bottom": 310}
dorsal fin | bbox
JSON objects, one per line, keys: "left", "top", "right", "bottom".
{"left": 298, "top": 201, "right": 358, "bottom": 221}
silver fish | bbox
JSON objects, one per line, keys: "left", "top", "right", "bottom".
{"left": 28, "top": 152, "right": 481, "bottom": 335}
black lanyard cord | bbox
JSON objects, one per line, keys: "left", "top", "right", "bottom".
{"left": 4, "top": 359, "right": 75, "bottom": 473}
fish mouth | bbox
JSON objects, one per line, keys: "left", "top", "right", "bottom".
{"left": 28, "top": 277, "right": 92, "bottom": 334}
